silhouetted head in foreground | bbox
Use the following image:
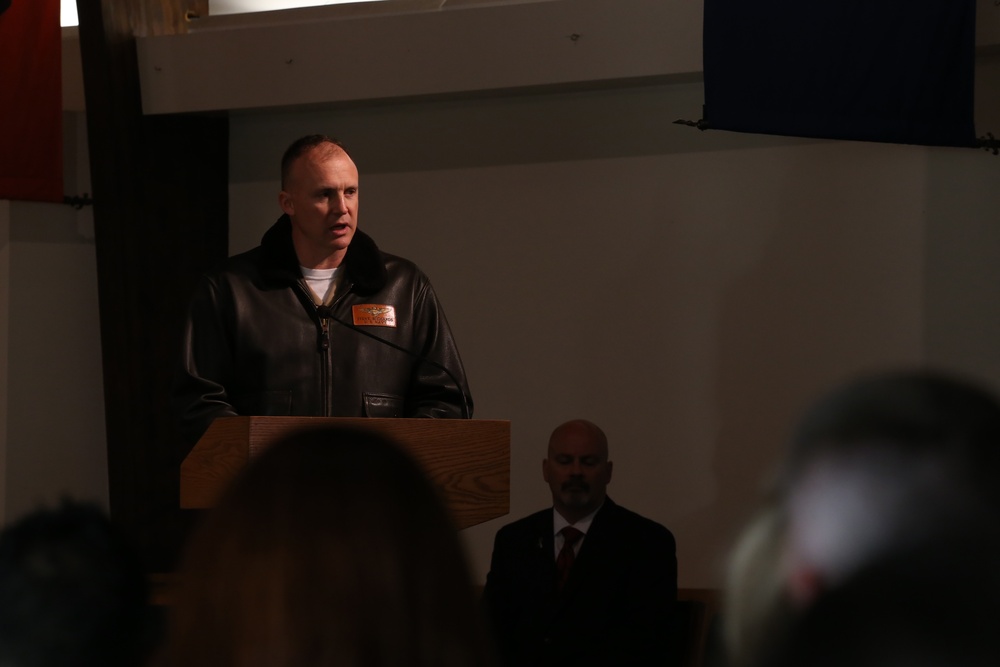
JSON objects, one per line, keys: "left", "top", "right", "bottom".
{"left": 754, "top": 536, "right": 1000, "bottom": 667}
{"left": 779, "top": 369, "right": 1000, "bottom": 603}
{"left": 164, "top": 427, "right": 495, "bottom": 667}
{"left": 724, "top": 369, "right": 1000, "bottom": 667}
{"left": 784, "top": 368, "right": 1000, "bottom": 491}
{"left": 0, "top": 499, "right": 152, "bottom": 667}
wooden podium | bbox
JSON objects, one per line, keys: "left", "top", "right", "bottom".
{"left": 180, "top": 416, "right": 511, "bottom": 530}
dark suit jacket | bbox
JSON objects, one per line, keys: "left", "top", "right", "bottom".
{"left": 482, "top": 498, "right": 678, "bottom": 667}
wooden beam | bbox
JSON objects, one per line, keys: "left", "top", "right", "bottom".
{"left": 76, "top": 0, "right": 228, "bottom": 570}
{"left": 136, "top": 0, "right": 704, "bottom": 115}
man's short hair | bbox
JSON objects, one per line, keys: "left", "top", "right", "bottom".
{"left": 280, "top": 134, "right": 350, "bottom": 188}
{"left": 781, "top": 369, "right": 1000, "bottom": 496}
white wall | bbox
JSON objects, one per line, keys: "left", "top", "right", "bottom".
{"left": 924, "top": 63, "right": 1000, "bottom": 380}
{"left": 0, "top": 201, "right": 9, "bottom": 523}
{"left": 4, "top": 218, "right": 109, "bottom": 520}
{"left": 0, "top": 113, "right": 109, "bottom": 524}
{"left": 223, "top": 76, "right": 996, "bottom": 586}
{"left": 4, "top": 7, "right": 999, "bottom": 589}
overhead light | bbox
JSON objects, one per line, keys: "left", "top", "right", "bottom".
{"left": 211, "top": 0, "right": 388, "bottom": 14}
{"left": 61, "top": 0, "right": 388, "bottom": 27}
{"left": 61, "top": 0, "right": 78, "bottom": 27}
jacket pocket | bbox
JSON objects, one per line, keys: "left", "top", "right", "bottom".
{"left": 363, "top": 393, "right": 403, "bottom": 418}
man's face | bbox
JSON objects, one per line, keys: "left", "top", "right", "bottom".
{"left": 279, "top": 145, "right": 359, "bottom": 269}
{"left": 542, "top": 422, "right": 613, "bottom": 523}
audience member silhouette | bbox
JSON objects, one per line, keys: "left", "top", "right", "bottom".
{"left": 160, "top": 426, "right": 496, "bottom": 667}
{"left": 778, "top": 369, "right": 1000, "bottom": 603}
{"left": 0, "top": 499, "right": 154, "bottom": 667}
{"left": 752, "top": 535, "right": 1000, "bottom": 667}
{"left": 722, "top": 369, "right": 1000, "bottom": 667}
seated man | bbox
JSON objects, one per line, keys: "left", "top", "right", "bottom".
{"left": 483, "top": 419, "right": 678, "bottom": 667}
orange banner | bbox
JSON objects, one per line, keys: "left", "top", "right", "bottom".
{"left": 0, "top": 0, "right": 63, "bottom": 202}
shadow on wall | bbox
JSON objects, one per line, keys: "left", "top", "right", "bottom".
{"left": 674, "top": 142, "right": 926, "bottom": 585}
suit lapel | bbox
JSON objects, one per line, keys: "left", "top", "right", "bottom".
{"left": 529, "top": 509, "right": 562, "bottom": 609}
{"left": 537, "top": 509, "right": 556, "bottom": 574}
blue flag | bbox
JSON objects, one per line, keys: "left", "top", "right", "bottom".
{"left": 703, "top": 1, "right": 977, "bottom": 147}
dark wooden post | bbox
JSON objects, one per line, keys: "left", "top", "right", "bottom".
{"left": 76, "top": 0, "right": 228, "bottom": 570}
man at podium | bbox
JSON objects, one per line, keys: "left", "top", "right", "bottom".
{"left": 171, "top": 135, "right": 473, "bottom": 445}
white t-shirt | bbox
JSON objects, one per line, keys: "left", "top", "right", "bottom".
{"left": 300, "top": 266, "right": 339, "bottom": 304}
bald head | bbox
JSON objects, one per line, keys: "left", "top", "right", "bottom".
{"left": 543, "top": 420, "right": 613, "bottom": 523}
{"left": 547, "top": 420, "right": 609, "bottom": 458}
{"left": 280, "top": 134, "right": 350, "bottom": 189}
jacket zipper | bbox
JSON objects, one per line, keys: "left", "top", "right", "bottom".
{"left": 292, "top": 280, "right": 335, "bottom": 417}
{"left": 299, "top": 279, "right": 352, "bottom": 417}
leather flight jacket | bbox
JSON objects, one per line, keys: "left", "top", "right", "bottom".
{"left": 172, "top": 215, "right": 473, "bottom": 445}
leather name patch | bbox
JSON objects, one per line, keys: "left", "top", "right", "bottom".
{"left": 352, "top": 304, "right": 397, "bottom": 327}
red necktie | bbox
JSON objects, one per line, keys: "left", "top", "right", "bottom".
{"left": 555, "top": 526, "right": 584, "bottom": 590}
